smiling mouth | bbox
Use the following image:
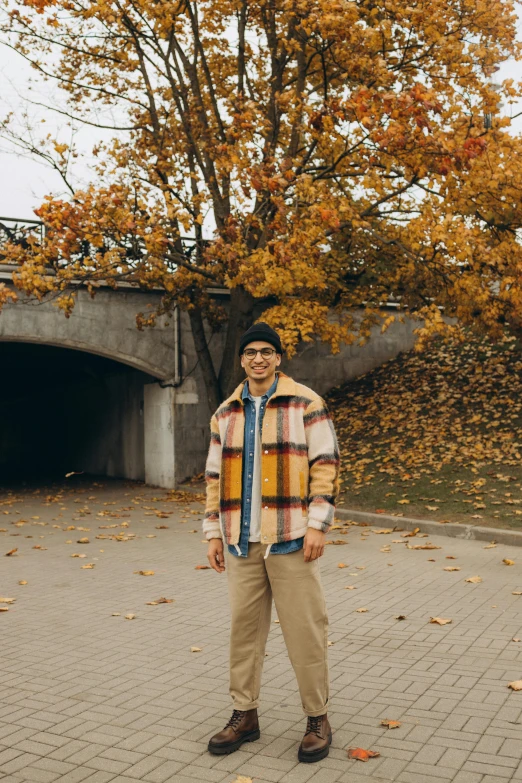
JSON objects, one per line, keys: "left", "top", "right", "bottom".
{"left": 253, "top": 366, "right": 267, "bottom": 371}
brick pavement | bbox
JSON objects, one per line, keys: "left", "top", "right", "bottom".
{"left": 1, "top": 478, "right": 522, "bottom": 783}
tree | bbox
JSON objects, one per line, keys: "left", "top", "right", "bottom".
{"left": 1, "top": 0, "right": 521, "bottom": 409}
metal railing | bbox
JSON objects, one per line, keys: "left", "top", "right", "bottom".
{"left": 0, "top": 216, "right": 45, "bottom": 261}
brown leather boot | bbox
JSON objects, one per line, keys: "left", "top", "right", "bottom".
{"left": 298, "top": 713, "right": 332, "bottom": 763}
{"left": 207, "top": 708, "right": 260, "bottom": 755}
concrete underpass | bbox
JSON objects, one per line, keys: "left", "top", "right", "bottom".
{"left": 0, "top": 342, "right": 155, "bottom": 484}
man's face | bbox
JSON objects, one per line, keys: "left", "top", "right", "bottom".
{"left": 240, "top": 340, "right": 281, "bottom": 382}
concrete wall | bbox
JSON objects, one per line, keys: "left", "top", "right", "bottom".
{"left": 0, "top": 284, "right": 179, "bottom": 380}
{"left": 286, "top": 313, "right": 419, "bottom": 395}
{"left": 143, "top": 384, "right": 176, "bottom": 487}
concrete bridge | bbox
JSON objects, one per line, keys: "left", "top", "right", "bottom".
{"left": 0, "top": 264, "right": 419, "bottom": 488}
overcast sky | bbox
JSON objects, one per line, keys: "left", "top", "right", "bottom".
{"left": 1, "top": 18, "right": 521, "bottom": 222}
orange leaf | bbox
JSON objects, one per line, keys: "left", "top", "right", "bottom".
{"left": 347, "top": 747, "right": 380, "bottom": 762}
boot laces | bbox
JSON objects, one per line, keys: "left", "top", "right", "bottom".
{"left": 305, "top": 715, "right": 323, "bottom": 737}
{"left": 225, "top": 709, "right": 246, "bottom": 730}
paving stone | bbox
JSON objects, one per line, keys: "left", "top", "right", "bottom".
{"left": 52, "top": 769, "right": 93, "bottom": 783}
{"left": 13, "top": 768, "right": 58, "bottom": 783}
{"left": 142, "top": 760, "right": 185, "bottom": 782}
{"left": 439, "top": 748, "right": 471, "bottom": 770}
{"left": 451, "top": 773, "right": 484, "bottom": 783}
{"left": 500, "top": 738, "right": 522, "bottom": 758}
{"left": 0, "top": 756, "right": 40, "bottom": 776}
{"left": 115, "top": 757, "right": 164, "bottom": 780}
{"left": 3, "top": 481, "right": 522, "bottom": 783}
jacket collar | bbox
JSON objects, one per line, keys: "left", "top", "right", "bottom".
{"left": 229, "top": 371, "right": 297, "bottom": 406}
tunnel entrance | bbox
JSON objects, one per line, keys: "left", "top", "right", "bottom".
{"left": 0, "top": 342, "right": 157, "bottom": 484}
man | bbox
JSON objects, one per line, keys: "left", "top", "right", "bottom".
{"left": 203, "top": 322, "right": 340, "bottom": 764}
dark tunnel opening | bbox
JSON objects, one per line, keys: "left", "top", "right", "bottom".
{"left": 0, "top": 342, "right": 156, "bottom": 485}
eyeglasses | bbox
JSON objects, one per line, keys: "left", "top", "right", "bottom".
{"left": 243, "top": 348, "right": 276, "bottom": 359}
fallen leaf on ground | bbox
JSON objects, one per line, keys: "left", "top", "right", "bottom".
{"left": 327, "top": 641, "right": 335, "bottom": 646}
{"left": 430, "top": 617, "right": 452, "bottom": 625}
{"left": 337, "top": 563, "right": 348, "bottom": 568}
{"left": 112, "top": 613, "right": 121, "bottom": 616}
{"left": 18, "top": 580, "right": 27, "bottom": 585}
{"left": 134, "top": 570, "right": 155, "bottom": 576}
{"left": 465, "top": 576, "right": 482, "bottom": 583}
{"left": 503, "top": 559, "right": 515, "bottom": 566}
{"left": 402, "top": 528, "right": 420, "bottom": 537}
{"left": 195, "top": 565, "right": 210, "bottom": 570}
{"left": 0, "top": 607, "right": 9, "bottom": 612}
{"left": 356, "top": 607, "right": 368, "bottom": 613}
{"left": 5, "top": 548, "right": 18, "bottom": 556}
{"left": 191, "top": 646, "right": 202, "bottom": 652}
{"left": 484, "top": 543, "right": 497, "bottom": 549}
{"left": 146, "top": 597, "right": 174, "bottom": 605}
{"left": 234, "top": 776, "right": 253, "bottom": 783}
{"left": 71, "top": 553, "right": 87, "bottom": 558}
{"left": 381, "top": 719, "right": 401, "bottom": 728}
{"left": 408, "top": 543, "right": 441, "bottom": 550}
{"left": 81, "top": 563, "right": 95, "bottom": 569}
{"left": 0, "top": 597, "right": 15, "bottom": 603}
{"left": 508, "top": 680, "right": 522, "bottom": 690}
{"left": 77, "top": 538, "right": 89, "bottom": 544}
{"left": 512, "top": 591, "right": 522, "bottom": 595}
{"left": 444, "top": 566, "right": 461, "bottom": 571}
{"left": 395, "top": 615, "right": 407, "bottom": 620}
{"left": 125, "top": 613, "right": 136, "bottom": 620}
{"left": 512, "top": 638, "right": 521, "bottom": 642}
{"left": 347, "top": 747, "right": 380, "bottom": 761}
{"left": 345, "top": 586, "right": 357, "bottom": 590}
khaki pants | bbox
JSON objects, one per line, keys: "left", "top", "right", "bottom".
{"left": 226, "top": 542, "right": 329, "bottom": 717}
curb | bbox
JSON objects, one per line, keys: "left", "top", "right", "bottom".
{"left": 335, "top": 507, "right": 522, "bottom": 548}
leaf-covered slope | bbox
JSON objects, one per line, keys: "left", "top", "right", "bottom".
{"left": 326, "top": 333, "right": 522, "bottom": 527}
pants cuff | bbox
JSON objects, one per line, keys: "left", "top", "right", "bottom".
{"left": 303, "top": 705, "right": 329, "bottom": 717}
{"left": 232, "top": 699, "right": 259, "bottom": 711}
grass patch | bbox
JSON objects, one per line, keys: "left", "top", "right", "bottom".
{"left": 326, "top": 331, "right": 522, "bottom": 530}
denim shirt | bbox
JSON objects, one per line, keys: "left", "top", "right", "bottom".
{"left": 228, "top": 373, "right": 305, "bottom": 558}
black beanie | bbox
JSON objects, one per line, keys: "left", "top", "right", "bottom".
{"left": 239, "top": 322, "right": 284, "bottom": 356}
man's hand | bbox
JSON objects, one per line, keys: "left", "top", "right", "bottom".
{"left": 303, "top": 528, "right": 326, "bottom": 562}
{"left": 207, "top": 538, "right": 226, "bottom": 573}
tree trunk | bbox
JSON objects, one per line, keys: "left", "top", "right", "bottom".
{"left": 188, "top": 307, "right": 221, "bottom": 413}
{"left": 218, "top": 286, "right": 256, "bottom": 399}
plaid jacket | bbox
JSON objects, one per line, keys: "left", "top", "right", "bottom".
{"left": 203, "top": 372, "right": 340, "bottom": 546}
